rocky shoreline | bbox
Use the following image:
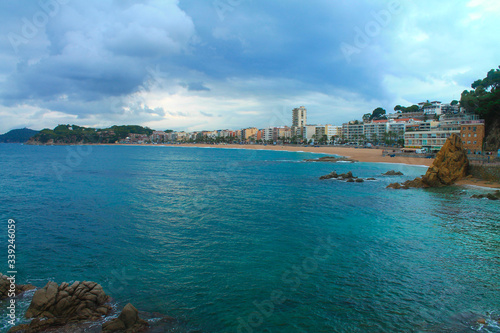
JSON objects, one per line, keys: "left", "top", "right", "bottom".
{"left": 1, "top": 274, "right": 192, "bottom": 333}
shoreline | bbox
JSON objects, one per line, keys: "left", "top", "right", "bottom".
{"left": 455, "top": 178, "right": 500, "bottom": 189}
{"left": 22, "top": 142, "right": 500, "bottom": 188}
{"left": 114, "top": 143, "right": 438, "bottom": 166}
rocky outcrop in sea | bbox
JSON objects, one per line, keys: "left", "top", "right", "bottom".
{"left": 320, "top": 171, "right": 375, "bottom": 183}
{"left": 387, "top": 134, "right": 469, "bottom": 189}
{"left": 8, "top": 280, "right": 112, "bottom": 332}
{"left": 382, "top": 170, "right": 404, "bottom": 176}
{"left": 471, "top": 190, "right": 500, "bottom": 201}
{"left": 4, "top": 276, "right": 192, "bottom": 333}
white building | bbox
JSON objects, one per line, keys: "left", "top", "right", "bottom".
{"left": 302, "top": 125, "right": 318, "bottom": 141}
{"left": 419, "top": 101, "right": 443, "bottom": 116}
{"left": 262, "top": 127, "right": 274, "bottom": 142}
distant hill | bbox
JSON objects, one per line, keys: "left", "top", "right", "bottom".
{"left": 0, "top": 128, "right": 39, "bottom": 143}
{"left": 27, "top": 124, "right": 153, "bottom": 144}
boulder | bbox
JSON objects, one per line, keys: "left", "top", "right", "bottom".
{"left": 103, "top": 303, "right": 149, "bottom": 332}
{"left": 9, "top": 281, "right": 111, "bottom": 332}
{"left": 387, "top": 182, "right": 402, "bottom": 189}
{"left": 486, "top": 193, "right": 499, "bottom": 201}
{"left": 471, "top": 190, "right": 500, "bottom": 200}
{"left": 402, "top": 177, "right": 427, "bottom": 188}
{"left": 355, "top": 178, "right": 364, "bottom": 183}
{"left": 387, "top": 134, "right": 469, "bottom": 189}
{"left": 0, "top": 274, "right": 36, "bottom": 300}
{"left": 421, "top": 134, "right": 469, "bottom": 187}
{"left": 382, "top": 170, "right": 404, "bottom": 176}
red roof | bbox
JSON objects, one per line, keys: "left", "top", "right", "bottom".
{"left": 372, "top": 119, "right": 388, "bottom": 123}
{"left": 395, "top": 118, "right": 417, "bottom": 122}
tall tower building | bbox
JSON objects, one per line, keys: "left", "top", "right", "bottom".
{"left": 292, "top": 106, "right": 307, "bottom": 138}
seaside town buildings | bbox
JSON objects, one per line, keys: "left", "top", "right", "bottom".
{"left": 121, "top": 102, "right": 487, "bottom": 154}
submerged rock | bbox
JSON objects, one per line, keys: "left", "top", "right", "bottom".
{"left": 471, "top": 190, "right": 500, "bottom": 200}
{"left": 387, "top": 134, "right": 469, "bottom": 189}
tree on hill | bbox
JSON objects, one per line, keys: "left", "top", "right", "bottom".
{"left": 371, "top": 107, "right": 386, "bottom": 120}
{"left": 460, "top": 66, "right": 500, "bottom": 149}
{"left": 393, "top": 104, "right": 419, "bottom": 113}
{"left": 0, "top": 128, "right": 39, "bottom": 143}
{"left": 29, "top": 124, "right": 154, "bottom": 144}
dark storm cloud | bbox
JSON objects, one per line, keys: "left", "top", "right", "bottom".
{"left": 0, "top": 0, "right": 499, "bottom": 133}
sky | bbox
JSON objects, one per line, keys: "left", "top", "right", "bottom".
{"left": 0, "top": 0, "right": 499, "bottom": 134}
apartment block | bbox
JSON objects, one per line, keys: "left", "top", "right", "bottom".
{"left": 342, "top": 122, "right": 364, "bottom": 142}
{"left": 151, "top": 131, "right": 168, "bottom": 142}
{"left": 262, "top": 127, "right": 274, "bottom": 141}
{"left": 325, "top": 125, "right": 342, "bottom": 139}
{"left": 460, "top": 120, "right": 485, "bottom": 154}
{"left": 242, "top": 127, "right": 258, "bottom": 140}
{"left": 273, "top": 126, "right": 292, "bottom": 141}
{"left": 315, "top": 126, "right": 326, "bottom": 140}
{"left": 302, "top": 125, "right": 318, "bottom": 141}
{"left": 292, "top": 106, "right": 307, "bottom": 138}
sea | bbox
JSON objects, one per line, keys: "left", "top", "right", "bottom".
{"left": 0, "top": 143, "right": 499, "bottom": 333}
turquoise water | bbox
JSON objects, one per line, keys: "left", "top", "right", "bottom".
{"left": 0, "top": 144, "right": 499, "bottom": 332}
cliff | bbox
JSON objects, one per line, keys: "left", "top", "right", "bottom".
{"left": 387, "top": 134, "right": 469, "bottom": 189}
{"left": 421, "top": 133, "right": 469, "bottom": 187}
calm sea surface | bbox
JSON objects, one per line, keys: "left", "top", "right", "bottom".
{"left": 0, "top": 144, "right": 499, "bottom": 332}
